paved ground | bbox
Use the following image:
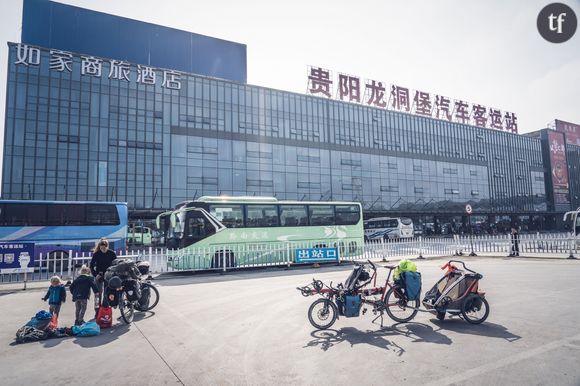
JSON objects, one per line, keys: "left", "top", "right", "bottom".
{"left": 1, "top": 256, "right": 579, "bottom": 386}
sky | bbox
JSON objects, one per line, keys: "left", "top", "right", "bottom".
{"left": 0, "top": 0, "right": 579, "bottom": 171}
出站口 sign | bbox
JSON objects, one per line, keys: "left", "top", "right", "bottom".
{"left": 307, "top": 66, "right": 518, "bottom": 134}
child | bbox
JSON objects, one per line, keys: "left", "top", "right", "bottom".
{"left": 42, "top": 276, "right": 66, "bottom": 317}
{"left": 70, "top": 265, "right": 100, "bottom": 326}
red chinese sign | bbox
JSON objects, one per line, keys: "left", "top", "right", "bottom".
{"left": 307, "top": 65, "right": 518, "bottom": 134}
{"left": 555, "top": 119, "right": 580, "bottom": 146}
{"left": 547, "top": 131, "right": 570, "bottom": 207}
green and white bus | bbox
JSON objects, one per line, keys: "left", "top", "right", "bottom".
{"left": 156, "top": 196, "right": 364, "bottom": 269}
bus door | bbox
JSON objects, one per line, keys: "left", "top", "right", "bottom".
{"left": 563, "top": 207, "right": 580, "bottom": 240}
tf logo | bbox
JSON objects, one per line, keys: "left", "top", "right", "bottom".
{"left": 537, "top": 3, "right": 577, "bottom": 43}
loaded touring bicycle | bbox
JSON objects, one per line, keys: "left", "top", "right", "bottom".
{"left": 297, "top": 259, "right": 490, "bottom": 329}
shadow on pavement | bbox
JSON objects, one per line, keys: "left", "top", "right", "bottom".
{"left": 304, "top": 327, "right": 404, "bottom": 355}
{"left": 430, "top": 319, "right": 521, "bottom": 342}
{"left": 304, "top": 321, "right": 453, "bottom": 354}
{"left": 387, "top": 322, "right": 453, "bottom": 345}
{"left": 133, "top": 311, "right": 155, "bottom": 322}
{"left": 71, "top": 323, "right": 131, "bottom": 348}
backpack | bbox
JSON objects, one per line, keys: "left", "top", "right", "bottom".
{"left": 15, "top": 326, "right": 48, "bottom": 344}
{"left": 96, "top": 306, "right": 113, "bottom": 329}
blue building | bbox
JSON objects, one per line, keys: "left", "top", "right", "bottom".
{"left": 3, "top": 0, "right": 579, "bottom": 233}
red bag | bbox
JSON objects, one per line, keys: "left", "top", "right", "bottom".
{"left": 96, "top": 306, "right": 113, "bottom": 329}
{"left": 48, "top": 313, "right": 58, "bottom": 330}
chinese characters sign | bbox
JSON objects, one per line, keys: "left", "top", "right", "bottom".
{"left": 307, "top": 65, "right": 518, "bottom": 133}
{"left": 0, "top": 243, "right": 35, "bottom": 274}
{"left": 555, "top": 119, "right": 580, "bottom": 146}
{"left": 547, "top": 131, "right": 570, "bottom": 208}
{"left": 13, "top": 43, "right": 182, "bottom": 90}
{"left": 295, "top": 247, "right": 339, "bottom": 263}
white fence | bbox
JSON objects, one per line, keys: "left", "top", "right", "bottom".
{"left": 1, "top": 233, "right": 578, "bottom": 284}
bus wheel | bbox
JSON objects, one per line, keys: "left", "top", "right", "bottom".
{"left": 348, "top": 241, "right": 357, "bottom": 254}
{"left": 212, "top": 250, "right": 235, "bottom": 269}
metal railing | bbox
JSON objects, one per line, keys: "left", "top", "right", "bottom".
{"left": 1, "top": 233, "right": 577, "bottom": 284}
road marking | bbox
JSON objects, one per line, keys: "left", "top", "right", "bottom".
{"left": 133, "top": 320, "right": 185, "bottom": 386}
{"left": 426, "top": 332, "right": 580, "bottom": 386}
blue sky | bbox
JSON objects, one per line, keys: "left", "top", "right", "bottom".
{"left": 0, "top": 0, "right": 579, "bottom": 155}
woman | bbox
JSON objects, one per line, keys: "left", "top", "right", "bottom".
{"left": 89, "top": 238, "right": 117, "bottom": 311}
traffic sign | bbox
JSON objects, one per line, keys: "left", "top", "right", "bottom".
{"left": 465, "top": 204, "right": 473, "bottom": 215}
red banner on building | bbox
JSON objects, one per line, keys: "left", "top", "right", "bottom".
{"left": 547, "top": 131, "right": 570, "bottom": 207}
{"left": 555, "top": 119, "right": 580, "bottom": 146}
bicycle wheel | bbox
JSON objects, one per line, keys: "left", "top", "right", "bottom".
{"left": 119, "top": 291, "right": 135, "bottom": 324}
{"left": 384, "top": 287, "right": 419, "bottom": 323}
{"left": 461, "top": 294, "right": 489, "bottom": 324}
{"left": 135, "top": 282, "right": 160, "bottom": 312}
{"left": 308, "top": 298, "right": 338, "bottom": 330}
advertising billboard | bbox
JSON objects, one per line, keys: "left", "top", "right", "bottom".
{"left": 555, "top": 119, "right": 580, "bottom": 146}
{"left": 547, "top": 131, "right": 570, "bottom": 208}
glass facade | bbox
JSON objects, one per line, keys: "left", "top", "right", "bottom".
{"left": 2, "top": 43, "right": 552, "bottom": 221}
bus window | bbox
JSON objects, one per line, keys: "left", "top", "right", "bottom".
{"left": 28, "top": 204, "right": 48, "bottom": 226}
{"left": 246, "top": 205, "right": 279, "bottom": 227}
{"left": 66, "top": 205, "right": 86, "bottom": 226}
{"left": 86, "top": 204, "right": 119, "bottom": 225}
{"left": 5, "top": 204, "right": 29, "bottom": 226}
{"left": 309, "top": 205, "right": 335, "bottom": 226}
{"left": 209, "top": 204, "right": 244, "bottom": 228}
{"left": 335, "top": 205, "right": 360, "bottom": 225}
{"left": 280, "top": 205, "right": 308, "bottom": 226}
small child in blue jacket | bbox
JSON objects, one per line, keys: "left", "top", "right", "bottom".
{"left": 42, "top": 276, "right": 66, "bottom": 317}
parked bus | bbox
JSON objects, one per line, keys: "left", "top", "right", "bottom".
{"left": 363, "top": 217, "right": 414, "bottom": 241}
{"left": 0, "top": 200, "right": 128, "bottom": 269}
{"left": 128, "top": 226, "right": 152, "bottom": 247}
{"left": 156, "top": 196, "right": 363, "bottom": 269}
{"left": 563, "top": 207, "right": 580, "bottom": 245}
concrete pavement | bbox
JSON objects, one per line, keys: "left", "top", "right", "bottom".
{"left": 1, "top": 257, "right": 579, "bottom": 385}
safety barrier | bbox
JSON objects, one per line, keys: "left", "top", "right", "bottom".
{"left": 1, "top": 233, "right": 577, "bottom": 284}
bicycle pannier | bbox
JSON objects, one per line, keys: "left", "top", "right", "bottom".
{"left": 344, "top": 295, "right": 362, "bottom": 317}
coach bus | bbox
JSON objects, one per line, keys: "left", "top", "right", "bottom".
{"left": 564, "top": 207, "right": 580, "bottom": 245}
{"left": 156, "top": 196, "right": 363, "bottom": 269}
{"left": 0, "top": 200, "right": 128, "bottom": 266}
